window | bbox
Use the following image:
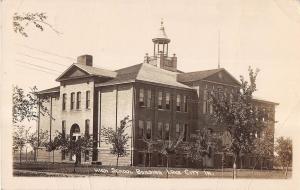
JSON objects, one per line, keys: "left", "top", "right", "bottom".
{"left": 85, "top": 119, "right": 90, "bottom": 137}
{"left": 146, "top": 121, "right": 152, "bottom": 139}
{"left": 203, "top": 101, "right": 207, "bottom": 114}
{"left": 165, "top": 92, "right": 170, "bottom": 110}
{"left": 157, "top": 122, "right": 163, "bottom": 139}
{"left": 138, "top": 120, "right": 144, "bottom": 138}
{"left": 183, "top": 95, "right": 188, "bottom": 112}
{"left": 62, "top": 120, "right": 66, "bottom": 159}
{"left": 176, "top": 94, "right": 181, "bottom": 111}
{"left": 76, "top": 92, "right": 81, "bottom": 109}
{"left": 70, "top": 92, "right": 75, "bottom": 110}
{"left": 147, "top": 89, "right": 151, "bottom": 108}
{"left": 84, "top": 150, "right": 89, "bottom": 161}
{"left": 139, "top": 89, "right": 144, "bottom": 106}
{"left": 203, "top": 90, "right": 208, "bottom": 100}
{"left": 158, "top": 91, "right": 163, "bottom": 109}
{"left": 86, "top": 91, "right": 90, "bottom": 109}
{"left": 157, "top": 153, "right": 163, "bottom": 166}
{"left": 209, "top": 103, "right": 213, "bottom": 114}
{"left": 164, "top": 123, "right": 170, "bottom": 140}
{"left": 62, "top": 120, "right": 66, "bottom": 138}
{"left": 229, "top": 93, "right": 233, "bottom": 103}
{"left": 62, "top": 150, "right": 66, "bottom": 160}
{"left": 203, "top": 90, "right": 207, "bottom": 114}
{"left": 175, "top": 154, "right": 182, "bottom": 166}
{"left": 183, "top": 124, "right": 188, "bottom": 141}
{"left": 175, "top": 123, "right": 180, "bottom": 138}
{"left": 138, "top": 152, "right": 144, "bottom": 165}
{"left": 218, "top": 88, "right": 222, "bottom": 100}
{"left": 62, "top": 93, "right": 67, "bottom": 111}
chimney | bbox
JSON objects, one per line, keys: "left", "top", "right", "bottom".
{"left": 77, "top": 55, "right": 93, "bottom": 66}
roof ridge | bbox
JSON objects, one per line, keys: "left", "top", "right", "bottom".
{"left": 182, "top": 68, "right": 224, "bottom": 75}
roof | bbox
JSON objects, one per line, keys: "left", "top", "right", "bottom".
{"left": 36, "top": 86, "right": 60, "bottom": 95}
{"left": 96, "top": 63, "right": 193, "bottom": 90}
{"left": 152, "top": 21, "right": 170, "bottom": 43}
{"left": 177, "top": 68, "right": 224, "bottom": 83}
{"left": 56, "top": 63, "right": 117, "bottom": 81}
{"left": 74, "top": 63, "right": 117, "bottom": 78}
{"left": 252, "top": 96, "right": 279, "bottom": 106}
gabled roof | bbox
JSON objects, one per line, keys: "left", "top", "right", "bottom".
{"left": 177, "top": 68, "right": 224, "bottom": 82}
{"left": 36, "top": 86, "right": 60, "bottom": 95}
{"left": 96, "top": 63, "right": 192, "bottom": 89}
{"left": 252, "top": 96, "right": 279, "bottom": 106}
{"left": 56, "top": 63, "right": 117, "bottom": 82}
{"left": 177, "top": 68, "right": 241, "bottom": 85}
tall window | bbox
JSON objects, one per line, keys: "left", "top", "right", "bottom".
{"left": 164, "top": 123, "right": 170, "bottom": 140}
{"left": 229, "top": 93, "right": 233, "bottom": 103}
{"left": 84, "top": 150, "right": 89, "bottom": 161}
{"left": 209, "top": 103, "right": 213, "bottom": 114}
{"left": 146, "top": 121, "right": 152, "bottom": 139}
{"left": 62, "top": 93, "right": 67, "bottom": 111}
{"left": 139, "top": 88, "right": 144, "bottom": 106}
{"left": 76, "top": 92, "right": 81, "bottom": 109}
{"left": 176, "top": 94, "right": 181, "bottom": 111}
{"left": 175, "top": 123, "right": 180, "bottom": 138}
{"left": 203, "top": 90, "right": 207, "bottom": 114}
{"left": 147, "top": 89, "right": 151, "bottom": 108}
{"left": 157, "top": 122, "right": 163, "bottom": 139}
{"left": 61, "top": 120, "right": 66, "bottom": 160}
{"left": 86, "top": 91, "right": 90, "bottom": 109}
{"left": 138, "top": 120, "right": 144, "bottom": 138}
{"left": 62, "top": 120, "right": 66, "bottom": 138}
{"left": 183, "top": 124, "right": 188, "bottom": 141}
{"left": 70, "top": 92, "right": 75, "bottom": 110}
{"left": 165, "top": 92, "right": 170, "bottom": 110}
{"left": 158, "top": 91, "right": 163, "bottom": 109}
{"left": 85, "top": 119, "right": 90, "bottom": 137}
{"left": 183, "top": 95, "right": 188, "bottom": 112}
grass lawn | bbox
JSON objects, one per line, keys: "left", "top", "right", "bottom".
{"left": 13, "top": 162, "right": 292, "bottom": 179}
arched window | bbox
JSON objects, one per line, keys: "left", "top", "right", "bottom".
{"left": 70, "top": 124, "right": 80, "bottom": 141}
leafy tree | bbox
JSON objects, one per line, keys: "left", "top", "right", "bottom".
{"left": 156, "top": 133, "right": 184, "bottom": 172}
{"left": 13, "top": 126, "right": 27, "bottom": 164}
{"left": 252, "top": 127, "right": 274, "bottom": 171}
{"left": 185, "top": 128, "right": 214, "bottom": 169}
{"left": 26, "top": 128, "right": 49, "bottom": 162}
{"left": 275, "top": 136, "right": 292, "bottom": 177}
{"left": 46, "top": 131, "right": 94, "bottom": 172}
{"left": 12, "top": 86, "right": 52, "bottom": 125}
{"left": 13, "top": 12, "right": 61, "bottom": 37}
{"left": 101, "top": 116, "right": 131, "bottom": 168}
{"left": 210, "top": 67, "right": 270, "bottom": 172}
{"left": 142, "top": 137, "right": 158, "bottom": 167}
{"left": 45, "top": 134, "right": 61, "bottom": 164}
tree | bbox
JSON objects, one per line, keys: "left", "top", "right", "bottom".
{"left": 12, "top": 86, "right": 52, "bottom": 125}
{"left": 142, "top": 137, "right": 158, "bottom": 167}
{"left": 156, "top": 133, "right": 184, "bottom": 175}
{"left": 13, "top": 12, "right": 61, "bottom": 37}
{"left": 275, "top": 137, "right": 292, "bottom": 177}
{"left": 185, "top": 129, "right": 214, "bottom": 169}
{"left": 26, "top": 128, "right": 49, "bottom": 162}
{"left": 46, "top": 131, "right": 94, "bottom": 172}
{"left": 45, "top": 134, "right": 61, "bottom": 164}
{"left": 101, "top": 116, "right": 131, "bottom": 168}
{"left": 210, "top": 67, "right": 270, "bottom": 175}
{"left": 252, "top": 127, "right": 274, "bottom": 172}
{"left": 13, "top": 126, "right": 27, "bottom": 164}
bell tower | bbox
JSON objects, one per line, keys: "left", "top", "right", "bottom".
{"left": 144, "top": 20, "right": 178, "bottom": 72}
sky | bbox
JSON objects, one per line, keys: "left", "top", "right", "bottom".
{"left": 2, "top": 0, "right": 300, "bottom": 139}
